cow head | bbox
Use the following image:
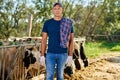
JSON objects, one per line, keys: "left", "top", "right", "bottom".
{"left": 23, "top": 48, "right": 36, "bottom": 68}
{"left": 64, "top": 66, "right": 73, "bottom": 77}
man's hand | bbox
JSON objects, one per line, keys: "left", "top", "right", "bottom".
{"left": 66, "top": 56, "right": 73, "bottom": 66}
{"left": 40, "top": 56, "right": 45, "bottom": 67}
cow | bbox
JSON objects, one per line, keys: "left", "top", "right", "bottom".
{"left": 80, "top": 42, "right": 88, "bottom": 67}
{"left": 23, "top": 46, "right": 45, "bottom": 79}
{"left": 64, "top": 42, "right": 88, "bottom": 78}
{"left": 64, "top": 42, "right": 80, "bottom": 78}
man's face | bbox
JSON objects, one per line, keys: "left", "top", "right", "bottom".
{"left": 53, "top": 5, "right": 63, "bottom": 17}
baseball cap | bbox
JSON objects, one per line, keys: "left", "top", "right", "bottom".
{"left": 53, "top": 2, "right": 62, "bottom": 7}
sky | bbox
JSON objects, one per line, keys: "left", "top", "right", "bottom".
{"left": 11, "top": 0, "right": 104, "bottom": 8}
{"left": 25, "top": 0, "right": 93, "bottom": 7}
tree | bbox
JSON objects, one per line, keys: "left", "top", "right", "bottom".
{"left": 31, "top": 0, "right": 53, "bottom": 36}
{"left": 0, "top": 0, "right": 29, "bottom": 39}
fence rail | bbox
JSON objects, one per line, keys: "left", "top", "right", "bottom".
{"left": 0, "top": 43, "right": 41, "bottom": 48}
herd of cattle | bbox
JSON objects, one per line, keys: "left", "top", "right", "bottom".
{"left": 0, "top": 37, "right": 88, "bottom": 80}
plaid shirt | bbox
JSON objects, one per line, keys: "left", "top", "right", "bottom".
{"left": 60, "top": 18, "right": 73, "bottom": 48}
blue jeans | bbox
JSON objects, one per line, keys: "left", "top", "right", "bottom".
{"left": 46, "top": 52, "right": 67, "bottom": 80}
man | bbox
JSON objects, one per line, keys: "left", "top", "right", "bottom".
{"left": 40, "top": 2, "right": 74, "bottom": 80}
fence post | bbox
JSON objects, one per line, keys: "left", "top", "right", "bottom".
{"left": 27, "top": 14, "right": 32, "bottom": 37}
{"left": 2, "top": 48, "right": 7, "bottom": 80}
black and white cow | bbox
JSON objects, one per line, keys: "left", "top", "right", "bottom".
{"left": 80, "top": 42, "right": 88, "bottom": 67}
{"left": 23, "top": 46, "right": 44, "bottom": 79}
{"left": 64, "top": 42, "right": 88, "bottom": 78}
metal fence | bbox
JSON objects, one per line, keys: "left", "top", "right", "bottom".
{"left": 0, "top": 43, "right": 41, "bottom": 80}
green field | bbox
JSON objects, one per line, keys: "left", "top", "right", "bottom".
{"left": 84, "top": 41, "right": 120, "bottom": 58}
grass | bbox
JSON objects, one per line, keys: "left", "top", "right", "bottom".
{"left": 84, "top": 41, "right": 120, "bottom": 58}
{"left": 111, "top": 45, "right": 120, "bottom": 51}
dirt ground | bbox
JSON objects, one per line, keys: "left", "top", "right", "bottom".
{"left": 31, "top": 52, "right": 120, "bottom": 80}
{"left": 70, "top": 52, "right": 120, "bottom": 80}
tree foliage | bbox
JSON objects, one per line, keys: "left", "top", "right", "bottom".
{"left": 0, "top": 0, "right": 119, "bottom": 41}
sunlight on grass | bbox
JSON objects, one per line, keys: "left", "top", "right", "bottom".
{"left": 111, "top": 45, "right": 120, "bottom": 51}
{"left": 84, "top": 41, "right": 120, "bottom": 58}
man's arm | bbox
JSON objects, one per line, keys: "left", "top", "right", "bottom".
{"left": 68, "top": 33, "right": 74, "bottom": 56}
{"left": 41, "top": 32, "right": 48, "bottom": 56}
